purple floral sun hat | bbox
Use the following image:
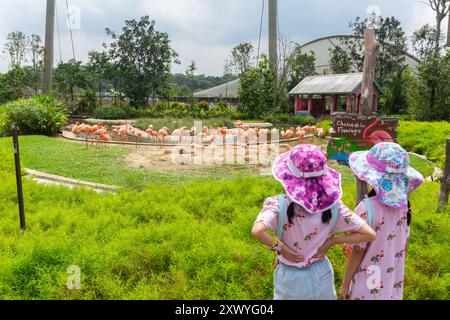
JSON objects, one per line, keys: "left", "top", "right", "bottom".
{"left": 349, "top": 142, "right": 424, "bottom": 209}
{"left": 272, "top": 144, "right": 342, "bottom": 214}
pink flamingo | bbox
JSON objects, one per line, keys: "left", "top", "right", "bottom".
{"left": 363, "top": 119, "right": 393, "bottom": 145}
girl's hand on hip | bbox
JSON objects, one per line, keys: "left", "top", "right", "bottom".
{"left": 280, "top": 246, "right": 304, "bottom": 263}
{"left": 312, "top": 236, "right": 335, "bottom": 261}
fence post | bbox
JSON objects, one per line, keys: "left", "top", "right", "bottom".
{"left": 438, "top": 138, "right": 450, "bottom": 210}
{"left": 356, "top": 178, "right": 368, "bottom": 207}
{"left": 12, "top": 123, "right": 26, "bottom": 230}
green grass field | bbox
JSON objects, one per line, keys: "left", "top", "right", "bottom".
{"left": 0, "top": 134, "right": 448, "bottom": 300}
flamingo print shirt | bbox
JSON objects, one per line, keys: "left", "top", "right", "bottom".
{"left": 256, "top": 195, "right": 366, "bottom": 269}
{"left": 347, "top": 199, "right": 409, "bottom": 300}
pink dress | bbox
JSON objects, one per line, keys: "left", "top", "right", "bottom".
{"left": 256, "top": 195, "right": 366, "bottom": 269}
{"left": 348, "top": 199, "right": 409, "bottom": 300}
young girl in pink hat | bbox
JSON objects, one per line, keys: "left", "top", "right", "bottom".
{"left": 251, "top": 144, "right": 376, "bottom": 300}
{"left": 339, "top": 142, "right": 424, "bottom": 300}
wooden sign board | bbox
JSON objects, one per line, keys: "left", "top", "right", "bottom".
{"left": 328, "top": 113, "right": 399, "bottom": 164}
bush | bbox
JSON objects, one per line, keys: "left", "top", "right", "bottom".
{"left": 93, "top": 105, "right": 127, "bottom": 120}
{"left": 0, "top": 95, "right": 69, "bottom": 136}
{"left": 118, "top": 105, "right": 139, "bottom": 119}
{"left": 196, "top": 101, "right": 210, "bottom": 112}
{"left": 287, "top": 115, "right": 316, "bottom": 126}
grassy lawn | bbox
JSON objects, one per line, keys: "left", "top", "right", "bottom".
{"left": 0, "top": 136, "right": 258, "bottom": 188}
{"left": 0, "top": 148, "right": 448, "bottom": 299}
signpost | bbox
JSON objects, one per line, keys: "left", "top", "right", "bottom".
{"left": 12, "top": 123, "right": 26, "bottom": 230}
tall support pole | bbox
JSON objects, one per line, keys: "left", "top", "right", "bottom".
{"left": 359, "top": 28, "right": 379, "bottom": 116}
{"left": 268, "top": 0, "right": 278, "bottom": 73}
{"left": 43, "top": 0, "right": 56, "bottom": 94}
{"left": 447, "top": 11, "right": 450, "bottom": 49}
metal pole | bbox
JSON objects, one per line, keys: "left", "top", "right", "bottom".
{"left": 43, "top": 0, "right": 56, "bottom": 94}
{"left": 268, "top": 0, "right": 278, "bottom": 72}
{"left": 12, "top": 123, "right": 26, "bottom": 230}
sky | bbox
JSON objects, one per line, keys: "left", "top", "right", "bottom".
{"left": 0, "top": 0, "right": 446, "bottom": 76}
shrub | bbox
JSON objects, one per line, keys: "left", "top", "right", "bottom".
{"left": 118, "top": 105, "right": 139, "bottom": 118}
{"left": 196, "top": 101, "right": 210, "bottom": 112}
{"left": 0, "top": 95, "right": 69, "bottom": 136}
{"left": 93, "top": 105, "right": 127, "bottom": 120}
{"left": 288, "top": 115, "right": 316, "bottom": 126}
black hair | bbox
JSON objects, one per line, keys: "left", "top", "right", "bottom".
{"left": 287, "top": 202, "right": 332, "bottom": 225}
{"left": 367, "top": 189, "right": 411, "bottom": 226}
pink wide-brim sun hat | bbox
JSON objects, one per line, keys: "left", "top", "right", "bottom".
{"left": 272, "top": 144, "right": 342, "bottom": 214}
{"left": 349, "top": 142, "right": 424, "bottom": 209}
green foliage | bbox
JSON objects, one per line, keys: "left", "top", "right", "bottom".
{"left": 196, "top": 101, "right": 210, "bottom": 112}
{"left": 329, "top": 46, "right": 352, "bottom": 74}
{"left": 0, "top": 96, "right": 69, "bottom": 136}
{"left": 106, "top": 16, "right": 179, "bottom": 107}
{"left": 0, "top": 66, "right": 29, "bottom": 105}
{"left": 229, "top": 43, "right": 254, "bottom": 75}
{"left": 407, "top": 51, "right": 450, "bottom": 121}
{"left": 288, "top": 46, "right": 317, "bottom": 91}
{"left": 93, "top": 105, "right": 127, "bottom": 120}
{"left": 238, "top": 55, "right": 276, "bottom": 119}
{"left": 411, "top": 24, "right": 445, "bottom": 61}
{"left": 381, "top": 66, "right": 409, "bottom": 115}
{"left": 397, "top": 120, "right": 450, "bottom": 167}
{"left": 0, "top": 147, "right": 447, "bottom": 299}
{"left": 262, "top": 113, "right": 316, "bottom": 126}
{"left": 54, "top": 59, "right": 92, "bottom": 111}
{"left": 341, "top": 16, "right": 408, "bottom": 85}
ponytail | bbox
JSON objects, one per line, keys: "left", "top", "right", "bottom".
{"left": 367, "top": 189, "right": 412, "bottom": 226}
{"left": 287, "top": 202, "right": 332, "bottom": 225}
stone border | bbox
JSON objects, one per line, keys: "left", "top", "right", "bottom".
{"left": 25, "top": 168, "right": 121, "bottom": 192}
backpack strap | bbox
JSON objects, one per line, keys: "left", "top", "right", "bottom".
{"left": 330, "top": 203, "right": 340, "bottom": 232}
{"left": 276, "top": 194, "right": 287, "bottom": 239}
{"left": 364, "top": 198, "right": 374, "bottom": 228}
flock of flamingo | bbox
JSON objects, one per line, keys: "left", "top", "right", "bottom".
{"left": 70, "top": 120, "right": 329, "bottom": 147}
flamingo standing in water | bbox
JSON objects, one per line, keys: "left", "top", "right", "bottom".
{"left": 363, "top": 119, "right": 393, "bottom": 145}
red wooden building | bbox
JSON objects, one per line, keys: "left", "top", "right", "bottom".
{"left": 289, "top": 73, "right": 383, "bottom": 117}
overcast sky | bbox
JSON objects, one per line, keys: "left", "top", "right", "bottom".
{"left": 0, "top": 0, "right": 445, "bottom": 75}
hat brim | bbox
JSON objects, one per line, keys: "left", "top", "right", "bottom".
{"left": 272, "top": 151, "right": 342, "bottom": 214}
{"left": 349, "top": 151, "right": 424, "bottom": 208}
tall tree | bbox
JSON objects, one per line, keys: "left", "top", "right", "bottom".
{"left": 287, "top": 45, "right": 317, "bottom": 91}
{"left": 28, "top": 34, "right": 44, "bottom": 94}
{"left": 106, "top": 16, "right": 179, "bottom": 107}
{"left": 87, "top": 50, "right": 114, "bottom": 104}
{"left": 329, "top": 46, "right": 352, "bottom": 74}
{"left": 3, "top": 31, "right": 28, "bottom": 67}
{"left": 54, "top": 59, "right": 91, "bottom": 111}
{"left": 426, "top": 0, "right": 450, "bottom": 57}
{"left": 229, "top": 42, "right": 254, "bottom": 75}
{"left": 238, "top": 55, "right": 276, "bottom": 118}
{"left": 341, "top": 16, "right": 407, "bottom": 85}
{"left": 411, "top": 24, "right": 445, "bottom": 60}
{"left": 423, "top": 0, "right": 450, "bottom": 112}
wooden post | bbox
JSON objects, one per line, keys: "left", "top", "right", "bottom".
{"left": 346, "top": 96, "right": 352, "bottom": 113}
{"left": 438, "top": 138, "right": 450, "bottom": 210}
{"left": 353, "top": 94, "right": 359, "bottom": 113}
{"left": 330, "top": 96, "right": 336, "bottom": 114}
{"left": 308, "top": 96, "right": 313, "bottom": 114}
{"left": 356, "top": 178, "right": 369, "bottom": 206}
{"left": 359, "top": 28, "right": 380, "bottom": 116}
{"left": 12, "top": 123, "right": 26, "bottom": 230}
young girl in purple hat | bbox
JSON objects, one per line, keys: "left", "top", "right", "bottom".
{"left": 339, "top": 142, "right": 424, "bottom": 300}
{"left": 251, "top": 144, "right": 376, "bottom": 300}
